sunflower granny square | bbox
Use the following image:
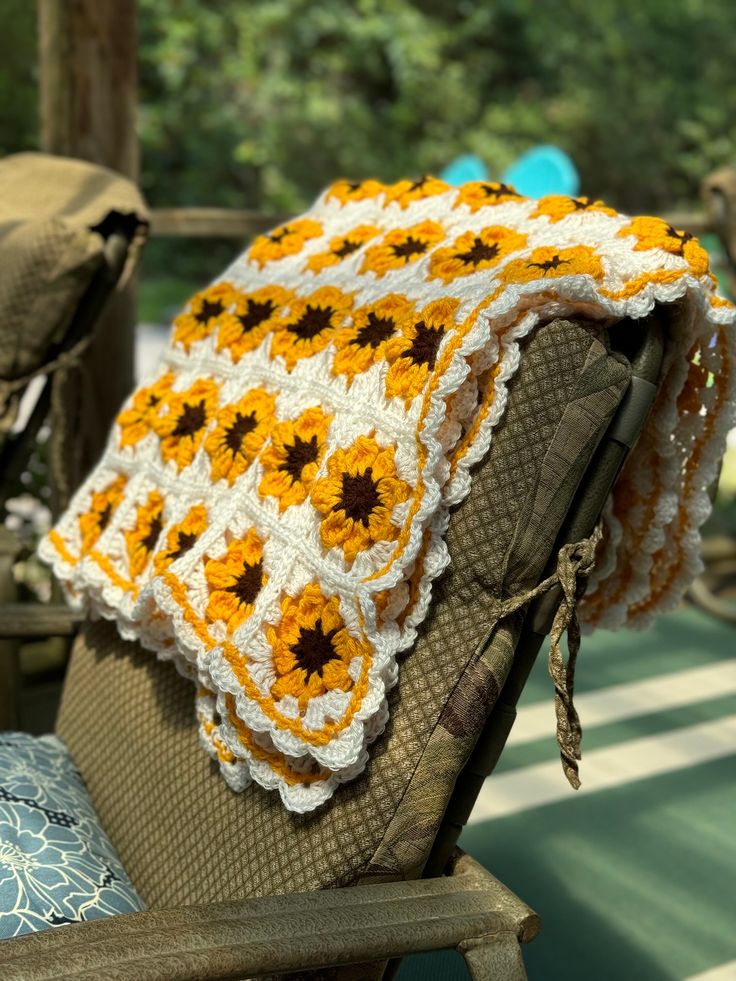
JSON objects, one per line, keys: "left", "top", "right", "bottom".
{"left": 41, "top": 178, "right": 736, "bottom": 812}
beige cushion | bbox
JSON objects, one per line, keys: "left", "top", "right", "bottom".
{"left": 0, "top": 152, "right": 148, "bottom": 383}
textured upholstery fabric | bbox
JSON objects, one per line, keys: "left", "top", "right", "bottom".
{"left": 56, "top": 316, "right": 627, "bottom": 908}
{"left": 0, "top": 219, "right": 101, "bottom": 385}
{"left": 0, "top": 732, "right": 144, "bottom": 940}
{"left": 0, "top": 152, "right": 148, "bottom": 386}
{"left": 360, "top": 324, "right": 630, "bottom": 882}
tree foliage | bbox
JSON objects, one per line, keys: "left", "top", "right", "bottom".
{"left": 2, "top": 1, "right": 735, "bottom": 217}
{"left": 137, "top": 0, "right": 736, "bottom": 216}
{"left": 0, "top": 2, "right": 37, "bottom": 159}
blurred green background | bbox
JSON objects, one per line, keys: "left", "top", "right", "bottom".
{"left": 3, "top": 0, "right": 736, "bottom": 315}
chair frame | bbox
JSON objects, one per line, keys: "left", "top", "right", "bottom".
{"left": 0, "top": 851, "right": 538, "bottom": 980}
{"left": 0, "top": 225, "right": 135, "bottom": 731}
{"left": 0, "top": 315, "right": 665, "bottom": 979}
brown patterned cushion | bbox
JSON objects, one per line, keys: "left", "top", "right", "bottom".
{"left": 56, "top": 317, "right": 628, "bottom": 906}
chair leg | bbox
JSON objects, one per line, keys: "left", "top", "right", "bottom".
{"left": 459, "top": 932, "right": 528, "bottom": 981}
{"left": 0, "top": 529, "right": 20, "bottom": 729}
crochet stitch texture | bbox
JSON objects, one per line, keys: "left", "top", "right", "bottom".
{"left": 41, "top": 179, "right": 736, "bottom": 812}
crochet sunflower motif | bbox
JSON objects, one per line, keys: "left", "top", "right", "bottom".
{"left": 153, "top": 505, "right": 208, "bottom": 576}
{"left": 41, "top": 177, "right": 736, "bottom": 813}
{"left": 247, "top": 218, "right": 323, "bottom": 268}
{"left": 173, "top": 283, "right": 236, "bottom": 351}
{"left": 205, "top": 388, "right": 276, "bottom": 485}
{"left": 116, "top": 373, "right": 174, "bottom": 448}
{"left": 270, "top": 286, "right": 353, "bottom": 370}
{"left": 361, "top": 220, "right": 445, "bottom": 277}
{"left": 78, "top": 476, "right": 127, "bottom": 555}
{"left": 205, "top": 530, "right": 267, "bottom": 633}
{"left": 332, "top": 294, "right": 413, "bottom": 383}
{"left": 215, "top": 286, "right": 290, "bottom": 363}
{"left": 311, "top": 435, "right": 411, "bottom": 562}
{"left": 428, "top": 227, "right": 526, "bottom": 283}
{"left": 384, "top": 298, "right": 460, "bottom": 404}
{"left": 125, "top": 492, "right": 165, "bottom": 579}
{"left": 269, "top": 584, "right": 368, "bottom": 709}
{"left": 152, "top": 378, "right": 220, "bottom": 471}
{"left": 307, "top": 226, "right": 380, "bottom": 274}
{"left": 259, "top": 407, "right": 331, "bottom": 510}
{"left": 454, "top": 181, "right": 525, "bottom": 211}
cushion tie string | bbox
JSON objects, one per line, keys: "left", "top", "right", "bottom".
{"left": 0, "top": 334, "right": 93, "bottom": 398}
{"left": 486, "top": 523, "right": 603, "bottom": 791}
{"left": 546, "top": 524, "right": 603, "bottom": 790}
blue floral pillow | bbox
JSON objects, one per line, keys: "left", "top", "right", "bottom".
{"left": 0, "top": 732, "right": 144, "bottom": 940}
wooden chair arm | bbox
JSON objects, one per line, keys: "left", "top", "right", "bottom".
{"left": 0, "top": 852, "right": 539, "bottom": 980}
{"left": 0, "top": 603, "right": 83, "bottom": 639}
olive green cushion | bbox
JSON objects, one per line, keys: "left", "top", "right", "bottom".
{"left": 56, "top": 317, "right": 628, "bottom": 907}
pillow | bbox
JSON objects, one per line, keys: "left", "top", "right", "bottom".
{"left": 0, "top": 731, "right": 144, "bottom": 940}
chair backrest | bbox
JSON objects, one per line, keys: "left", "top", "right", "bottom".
{"left": 0, "top": 152, "right": 148, "bottom": 512}
{"left": 56, "top": 314, "right": 638, "bottom": 908}
{"left": 0, "top": 153, "right": 147, "bottom": 388}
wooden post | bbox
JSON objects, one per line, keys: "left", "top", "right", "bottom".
{"left": 37, "top": 0, "right": 139, "bottom": 475}
{"left": 38, "top": 0, "right": 138, "bottom": 178}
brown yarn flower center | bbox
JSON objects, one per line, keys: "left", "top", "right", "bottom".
{"left": 529, "top": 254, "right": 570, "bottom": 274}
{"left": 481, "top": 182, "right": 518, "bottom": 199}
{"left": 456, "top": 237, "right": 500, "bottom": 266}
{"left": 406, "top": 321, "right": 445, "bottom": 369}
{"left": 226, "top": 560, "right": 263, "bottom": 606}
{"left": 390, "top": 236, "right": 427, "bottom": 260}
{"left": 333, "top": 238, "right": 362, "bottom": 259}
{"left": 224, "top": 411, "right": 258, "bottom": 453}
{"left": 664, "top": 224, "right": 693, "bottom": 252}
{"left": 281, "top": 435, "right": 319, "bottom": 482}
{"left": 289, "top": 305, "right": 335, "bottom": 340}
{"left": 170, "top": 530, "right": 197, "bottom": 561}
{"left": 141, "top": 515, "right": 163, "bottom": 553}
{"left": 355, "top": 313, "right": 395, "bottom": 349}
{"left": 339, "top": 468, "right": 380, "bottom": 525}
{"left": 291, "top": 621, "right": 340, "bottom": 677}
{"left": 172, "top": 400, "right": 207, "bottom": 437}
{"left": 195, "top": 299, "right": 224, "bottom": 324}
{"left": 237, "top": 298, "right": 277, "bottom": 333}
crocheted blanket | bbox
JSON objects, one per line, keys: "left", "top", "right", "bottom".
{"left": 41, "top": 179, "right": 736, "bottom": 812}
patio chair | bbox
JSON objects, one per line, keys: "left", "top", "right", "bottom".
{"left": 703, "top": 165, "right": 736, "bottom": 297}
{"left": 689, "top": 167, "right": 736, "bottom": 624}
{"left": 0, "top": 309, "right": 663, "bottom": 979}
{"left": 0, "top": 151, "right": 148, "bottom": 728}
{"left": 1, "top": 179, "right": 732, "bottom": 980}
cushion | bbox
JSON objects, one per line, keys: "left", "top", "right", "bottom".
{"left": 54, "top": 317, "right": 623, "bottom": 906}
{"left": 0, "top": 731, "right": 144, "bottom": 940}
{"left": 40, "top": 179, "right": 736, "bottom": 813}
{"left": 0, "top": 152, "right": 148, "bottom": 384}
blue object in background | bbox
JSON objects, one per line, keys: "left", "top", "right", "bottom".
{"left": 501, "top": 145, "right": 579, "bottom": 197}
{"left": 440, "top": 153, "right": 489, "bottom": 186}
